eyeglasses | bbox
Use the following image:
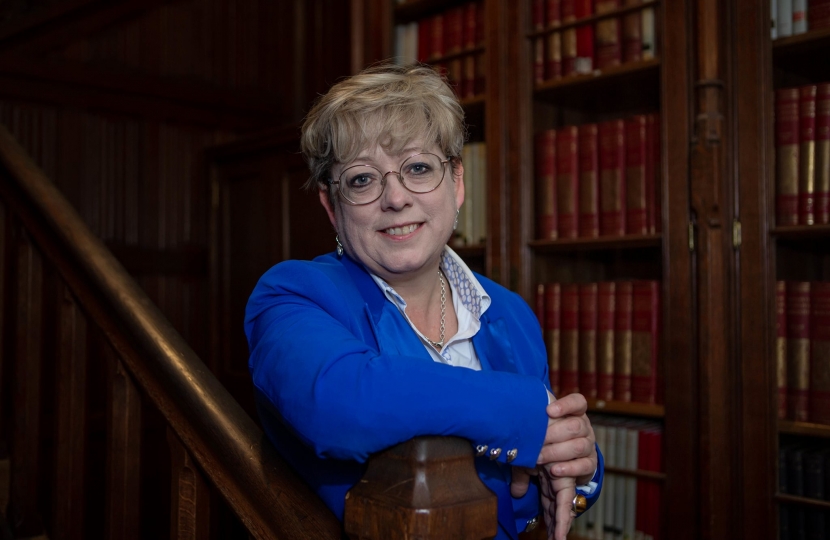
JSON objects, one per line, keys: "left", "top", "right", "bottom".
{"left": 329, "top": 152, "right": 451, "bottom": 205}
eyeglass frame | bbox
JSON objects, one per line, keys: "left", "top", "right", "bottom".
{"left": 328, "top": 152, "right": 454, "bottom": 206}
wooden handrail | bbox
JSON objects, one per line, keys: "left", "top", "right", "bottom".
{"left": 0, "top": 125, "right": 342, "bottom": 539}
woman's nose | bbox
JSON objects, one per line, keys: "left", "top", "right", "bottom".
{"left": 379, "top": 172, "right": 412, "bottom": 210}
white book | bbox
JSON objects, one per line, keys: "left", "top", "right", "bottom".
{"left": 466, "top": 143, "right": 478, "bottom": 245}
{"left": 613, "top": 426, "right": 626, "bottom": 540}
{"left": 458, "top": 145, "right": 473, "bottom": 244}
{"left": 778, "top": 0, "right": 793, "bottom": 37}
{"left": 591, "top": 424, "right": 607, "bottom": 539}
{"left": 603, "top": 426, "right": 618, "bottom": 540}
{"left": 623, "top": 427, "right": 639, "bottom": 540}
{"left": 771, "top": 0, "right": 778, "bottom": 39}
{"left": 641, "top": 8, "right": 656, "bottom": 60}
{"left": 792, "top": 0, "right": 807, "bottom": 34}
{"left": 394, "top": 24, "right": 406, "bottom": 64}
{"left": 474, "top": 142, "right": 488, "bottom": 245}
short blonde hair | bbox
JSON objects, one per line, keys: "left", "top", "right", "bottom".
{"left": 300, "top": 63, "right": 466, "bottom": 191}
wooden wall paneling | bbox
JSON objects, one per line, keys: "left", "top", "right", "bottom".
{"left": 9, "top": 227, "right": 44, "bottom": 537}
{"left": 0, "top": 203, "right": 9, "bottom": 517}
{"left": 661, "top": 0, "right": 699, "bottom": 539}
{"left": 104, "top": 349, "right": 142, "bottom": 540}
{"left": 350, "top": 0, "right": 393, "bottom": 71}
{"left": 167, "top": 426, "right": 211, "bottom": 540}
{"left": 731, "top": 0, "right": 776, "bottom": 537}
{"left": 689, "top": 0, "right": 742, "bottom": 538}
{"left": 53, "top": 285, "right": 88, "bottom": 540}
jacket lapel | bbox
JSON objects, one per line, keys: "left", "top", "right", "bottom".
{"left": 473, "top": 313, "right": 519, "bottom": 374}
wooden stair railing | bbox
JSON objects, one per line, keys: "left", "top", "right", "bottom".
{"left": 0, "top": 124, "right": 342, "bottom": 539}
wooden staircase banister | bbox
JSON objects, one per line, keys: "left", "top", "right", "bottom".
{"left": 0, "top": 125, "right": 342, "bottom": 539}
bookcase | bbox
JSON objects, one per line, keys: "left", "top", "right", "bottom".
{"left": 354, "top": 0, "right": 697, "bottom": 539}
{"left": 735, "top": 1, "right": 830, "bottom": 538}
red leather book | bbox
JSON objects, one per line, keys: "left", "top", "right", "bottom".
{"left": 578, "top": 123, "right": 600, "bottom": 238}
{"left": 599, "top": 119, "right": 626, "bottom": 236}
{"left": 597, "top": 282, "right": 616, "bottom": 401}
{"left": 533, "top": 0, "right": 545, "bottom": 84}
{"left": 535, "top": 129, "right": 558, "bottom": 239}
{"left": 810, "top": 281, "right": 830, "bottom": 424}
{"left": 625, "top": 115, "right": 648, "bottom": 235}
{"left": 595, "top": 0, "right": 622, "bottom": 69}
{"left": 557, "top": 125, "right": 579, "bottom": 238}
{"left": 561, "top": 0, "right": 577, "bottom": 75}
{"left": 475, "top": 2, "right": 486, "bottom": 94}
{"left": 635, "top": 426, "right": 651, "bottom": 539}
{"left": 652, "top": 113, "right": 662, "bottom": 232}
{"left": 647, "top": 427, "right": 664, "bottom": 540}
{"left": 815, "top": 83, "right": 830, "bottom": 224}
{"left": 645, "top": 113, "right": 659, "bottom": 234}
{"left": 614, "top": 280, "right": 634, "bottom": 401}
{"left": 476, "top": 0, "right": 485, "bottom": 45}
{"left": 574, "top": 0, "right": 594, "bottom": 74}
{"left": 418, "top": 18, "right": 432, "bottom": 62}
{"left": 776, "top": 88, "right": 800, "bottom": 226}
{"left": 810, "top": 0, "right": 830, "bottom": 29}
{"left": 777, "top": 281, "right": 788, "bottom": 420}
{"left": 546, "top": 0, "right": 562, "bottom": 80}
{"left": 444, "top": 6, "right": 464, "bottom": 55}
{"left": 799, "top": 85, "right": 817, "bottom": 225}
{"left": 536, "top": 283, "right": 545, "bottom": 325}
{"left": 545, "top": 283, "right": 562, "bottom": 395}
{"left": 430, "top": 14, "right": 445, "bottom": 60}
{"left": 579, "top": 283, "right": 598, "bottom": 399}
{"left": 622, "top": 0, "right": 643, "bottom": 63}
{"left": 786, "top": 281, "right": 811, "bottom": 422}
{"left": 631, "top": 280, "right": 659, "bottom": 404}
{"left": 560, "top": 283, "right": 580, "bottom": 396}
{"left": 464, "top": 2, "right": 478, "bottom": 49}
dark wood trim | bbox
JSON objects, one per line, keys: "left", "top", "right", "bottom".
{"left": 425, "top": 45, "right": 485, "bottom": 65}
{"left": 534, "top": 59, "right": 661, "bottom": 94}
{"left": 774, "top": 494, "right": 830, "bottom": 510}
{"left": 587, "top": 399, "right": 665, "bottom": 419}
{"left": 168, "top": 427, "right": 211, "bottom": 540}
{"left": 778, "top": 420, "right": 830, "bottom": 439}
{"left": 771, "top": 27, "right": 830, "bottom": 56}
{"left": 528, "top": 234, "right": 662, "bottom": 253}
{"left": 105, "top": 243, "right": 208, "bottom": 277}
{"left": 394, "top": 0, "right": 473, "bottom": 24}
{"left": 603, "top": 466, "right": 667, "bottom": 481}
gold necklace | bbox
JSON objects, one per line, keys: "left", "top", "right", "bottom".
{"left": 424, "top": 268, "right": 446, "bottom": 350}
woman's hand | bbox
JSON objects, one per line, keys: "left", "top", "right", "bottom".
{"left": 537, "top": 393, "right": 597, "bottom": 485}
{"left": 538, "top": 467, "right": 577, "bottom": 540}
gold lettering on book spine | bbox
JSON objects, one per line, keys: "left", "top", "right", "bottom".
{"left": 632, "top": 333, "right": 650, "bottom": 376}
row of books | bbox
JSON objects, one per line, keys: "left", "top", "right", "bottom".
{"left": 779, "top": 442, "right": 830, "bottom": 539}
{"left": 535, "top": 281, "right": 661, "bottom": 404}
{"left": 532, "top": 0, "right": 657, "bottom": 83}
{"left": 535, "top": 114, "right": 661, "bottom": 240}
{"left": 776, "top": 281, "right": 830, "bottom": 425}
{"left": 572, "top": 416, "right": 663, "bottom": 540}
{"left": 453, "top": 142, "right": 487, "bottom": 247}
{"left": 775, "top": 83, "right": 830, "bottom": 227}
{"left": 772, "top": 0, "right": 830, "bottom": 39}
{"left": 394, "top": 1, "right": 485, "bottom": 98}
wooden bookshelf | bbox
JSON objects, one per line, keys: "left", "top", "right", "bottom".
{"left": 604, "top": 466, "right": 667, "bottom": 481}
{"left": 534, "top": 58, "right": 661, "bottom": 104}
{"left": 394, "top": 0, "right": 473, "bottom": 23}
{"left": 529, "top": 234, "right": 662, "bottom": 253}
{"left": 587, "top": 399, "right": 665, "bottom": 419}
{"left": 778, "top": 420, "right": 830, "bottom": 439}
{"left": 526, "top": 0, "right": 660, "bottom": 38}
{"left": 775, "top": 493, "right": 830, "bottom": 510}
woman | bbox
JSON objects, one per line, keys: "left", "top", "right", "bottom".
{"left": 246, "top": 63, "right": 603, "bottom": 540}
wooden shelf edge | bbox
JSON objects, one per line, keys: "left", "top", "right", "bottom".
{"left": 778, "top": 419, "right": 830, "bottom": 438}
{"left": 773, "top": 27, "right": 830, "bottom": 54}
{"left": 776, "top": 493, "right": 830, "bottom": 510}
{"left": 529, "top": 234, "right": 662, "bottom": 253}
{"left": 533, "top": 58, "right": 660, "bottom": 95}
{"left": 587, "top": 399, "right": 665, "bottom": 418}
{"left": 450, "top": 243, "right": 485, "bottom": 258}
{"left": 394, "top": 0, "right": 470, "bottom": 24}
{"left": 770, "top": 224, "right": 830, "bottom": 238}
{"left": 527, "top": 1, "right": 660, "bottom": 39}
{"left": 425, "top": 45, "right": 484, "bottom": 65}
{"left": 604, "top": 466, "right": 666, "bottom": 481}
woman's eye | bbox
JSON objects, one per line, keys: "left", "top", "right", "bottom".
{"left": 348, "top": 174, "right": 374, "bottom": 188}
{"left": 407, "top": 163, "right": 430, "bottom": 175}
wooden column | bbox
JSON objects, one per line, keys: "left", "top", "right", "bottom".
{"left": 9, "top": 228, "right": 43, "bottom": 537}
{"left": 53, "top": 285, "right": 88, "bottom": 540}
{"left": 105, "top": 351, "right": 142, "bottom": 540}
{"left": 167, "top": 427, "right": 211, "bottom": 540}
{"left": 690, "top": 0, "right": 740, "bottom": 538}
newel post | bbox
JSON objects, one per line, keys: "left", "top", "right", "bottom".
{"left": 343, "top": 436, "right": 498, "bottom": 540}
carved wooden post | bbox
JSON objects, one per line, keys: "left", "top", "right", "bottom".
{"left": 167, "top": 427, "right": 211, "bottom": 540}
{"left": 344, "top": 436, "right": 497, "bottom": 540}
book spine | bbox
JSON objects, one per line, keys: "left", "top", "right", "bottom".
{"left": 536, "top": 283, "right": 545, "bottom": 325}
{"left": 776, "top": 88, "right": 800, "bottom": 226}
{"left": 614, "top": 281, "right": 634, "bottom": 402}
{"left": 444, "top": 7, "right": 463, "bottom": 55}
{"left": 533, "top": 0, "right": 545, "bottom": 84}
{"left": 625, "top": 115, "right": 648, "bottom": 235}
{"left": 624, "top": 428, "right": 639, "bottom": 540}
{"left": 777, "top": 281, "right": 788, "bottom": 419}
{"left": 632, "top": 280, "right": 659, "bottom": 404}
{"left": 787, "top": 281, "right": 811, "bottom": 421}
{"left": 417, "top": 19, "right": 431, "bottom": 62}
{"left": 653, "top": 113, "right": 662, "bottom": 233}
{"left": 816, "top": 83, "right": 830, "bottom": 224}
{"left": 475, "top": 2, "right": 485, "bottom": 94}
{"left": 603, "top": 426, "right": 618, "bottom": 540}
{"left": 474, "top": 142, "right": 487, "bottom": 244}
{"left": 595, "top": 0, "right": 622, "bottom": 69}
{"left": 645, "top": 114, "right": 658, "bottom": 234}
{"left": 578, "top": 123, "right": 600, "bottom": 238}
{"left": 810, "top": 281, "right": 830, "bottom": 424}
{"left": 546, "top": 0, "right": 562, "bottom": 80}
{"left": 599, "top": 119, "right": 627, "bottom": 236}
{"left": 771, "top": 0, "right": 778, "bottom": 39}
{"left": 579, "top": 283, "right": 598, "bottom": 399}
{"left": 545, "top": 283, "right": 562, "bottom": 395}
{"left": 561, "top": 0, "right": 577, "bottom": 75}
{"left": 557, "top": 125, "right": 580, "bottom": 238}
{"left": 536, "top": 130, "right": 558, "bottom": 239}
{"left": 799, "top": 85, "right": 817, "bottom": 225}
{"left": 810, "top": 0, "right": 830, "bottom": 29}
{"left": 561, "top": 283, "right": 580, "bottom": 396}
{"left": 641, "top": 5, "right": 656, "bottom": 60}
{"left": 635, "top": 427, "right": 651, "bottom": 539}
{"left": 430, "top": 14, "right": 444, "bottom": 59}
{"left": 778, "top": 0, "right": 793, "bottom": 37}
{"left": 793, "top": 0, "right": 807, "bottom": 34}
{"left": 597, "top": 281, "right": 616, "bottom": 401}
{"left": 574, "top": 0, "right": 594, "bottom": 74}
{"left": 622, "top": 0, "right": 643, "bottom": 63}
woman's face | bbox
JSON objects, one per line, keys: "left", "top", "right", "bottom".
{"left": 320, "top": 139, "right": 464, "bottom": 285}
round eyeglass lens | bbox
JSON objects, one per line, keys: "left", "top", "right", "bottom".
{"left": 338, "top": 153, "right": 446, "bottom": 204}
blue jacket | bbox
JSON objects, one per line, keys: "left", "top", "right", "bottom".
{"left": 246, "top": 252, "right": 603, "bottom": 539}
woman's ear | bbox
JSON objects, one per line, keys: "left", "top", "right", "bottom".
{"left": 452, "top": 159, "right": 465, "bottom": 210}
{"left": 318, "top": 187, "right": 337, "bottom": 228}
